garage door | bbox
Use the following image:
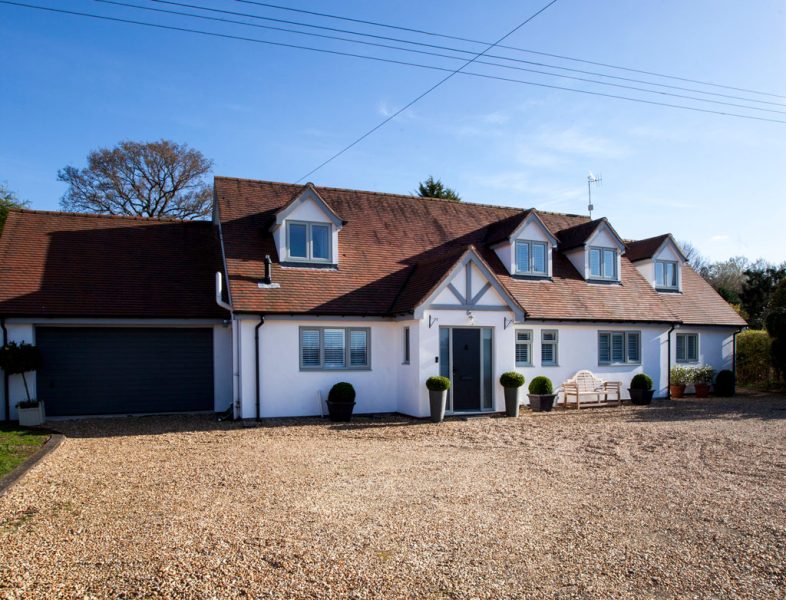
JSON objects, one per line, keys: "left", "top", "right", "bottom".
{"left": 36, "top": 327, "right": 214, "bottom": 416}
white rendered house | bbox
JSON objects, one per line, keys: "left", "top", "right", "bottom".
{"left": 0, "top": 178, "right": 745, "bottom": 420}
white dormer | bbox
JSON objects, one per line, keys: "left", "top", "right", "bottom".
{"left": 562, "top": 219, "right": 626, "bottom": 283}
{"left": 492, "top": 211, "right": 558, "bottom": 278}
{"left": 628, "top": 234, "right": 688, "bottom": 292}
{"left": 271, "top": 184, "right": 344, "bottom": 266}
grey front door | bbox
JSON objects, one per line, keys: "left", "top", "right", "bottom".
{"left": 452, "top": 328, "right": 481, "bottom": 412}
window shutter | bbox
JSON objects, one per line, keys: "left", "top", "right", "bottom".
{"left": 676, "top": 335, "right": 685, "bottom": 361}
{"left": 687, "top": 334, "right": 698, "bottom": 361}
{"left": 349, "top": 330, "right": 368, "bottom": 367}
{"left": 516, "top": 242, "right": 529, "bottom": 273}
{"left": 301, "top": 329, "right": 321, "bottom": 367}
{"left": 323, "top": 329, "right": 346, "bottom": 368}
{"left": 627, "top": 332, "right": 640, "bottom": 363}
{"left": 611, "top": 333, "right": 624, "bottom": 363}
{"left": 541, "top": 344, "right": 553, "bottom": 364}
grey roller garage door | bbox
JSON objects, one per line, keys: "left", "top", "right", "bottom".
{"left": 36, "top": 327, "right": 214, "bottom": 416}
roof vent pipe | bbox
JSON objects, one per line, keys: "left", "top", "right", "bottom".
{"left": 264, "top": 255, "right": 272, "bottom": 285}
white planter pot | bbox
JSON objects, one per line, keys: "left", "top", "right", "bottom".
{"left": 18, "top": 402, "right": 45, "bottom": 427}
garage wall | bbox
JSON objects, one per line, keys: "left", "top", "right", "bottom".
{"left": 1, "top": 324, "right": 35, "bottom": 421}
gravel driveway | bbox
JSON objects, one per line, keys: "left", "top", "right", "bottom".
{"left": 1, "top": 393, "right": 784, "bottom": 598}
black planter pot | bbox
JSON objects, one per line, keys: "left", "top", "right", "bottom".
{"left": 504, "top": 387, "right": 521, "bottom": 417}
{"left": 428, "top": 390, "right": 447, "bottom": 423}
{"left": 629, "top": 388, "right": 654, "bottom": 405}
{"left": 528, "top": 393, "right": 556, "bottom": 412}
{"left": 327, "top": 401, "right": 356, "bottom": 422}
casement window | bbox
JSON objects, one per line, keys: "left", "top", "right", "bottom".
{"left": 655, "top": 260, "right": 679, "bottom": 289}
{"left": 287, "top": 221, "right": 331, "bottom": 262}
{"left": 541, "top": 330, "right": 558, "bottom": 366}
{"left": 676, "top": 333, "right": 699, "bottom": 363}
{"left": 515, "top": 330, "right": 533, "bottom": 366}
{"left": 515, "top": 240, "right": 548, "bottom": 275}
{"left": 598, "top": 331, "right": 641, "bottom": 365}
{"left": 589, "top": 247, "right": 618, "bottom": 280}
{"left": 403, "top": 327, "right": 410, "bottom": 364}
{"left": 300, "top": 327, "right": 370, "bottom": 370}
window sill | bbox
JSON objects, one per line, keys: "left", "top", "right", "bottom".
{"left": 656, "top": 287, "right": 681, "bottom": 294}
{"left": 515, "top": 363, "right": 533, "bottom": 368}
{"left": 282, "top": 261, "right": 338, "bottom": 270}
{"left": 598, "top": 362, "right": 642, "bottom": 367}
{"left": 300, "top": 366, "right": 371, "bottom": 372}
{"left": 587, "top": 278, "right": 620, "bottom": 285}
{"left": 513, "top": 273, "right": 552, "bottom": 281}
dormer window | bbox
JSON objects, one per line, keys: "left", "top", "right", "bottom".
{"left": 655, "top": 260, "right": 679, "bottom": 290}
{"left": 589, "top": 247, "right": 618, "bottom": 280}
{"left": 287, "top": 221, "right": 331, "bottom": 262}
{"left": 515, "top": 240, "right": 548, "bottom": 275}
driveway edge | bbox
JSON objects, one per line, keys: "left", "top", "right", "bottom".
{"left": 0, "top": 429, "right": 65, "bottom": 497}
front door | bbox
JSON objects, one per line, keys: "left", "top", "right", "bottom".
{"left": 452, "top": 328, "right": 481, "bottom": 412}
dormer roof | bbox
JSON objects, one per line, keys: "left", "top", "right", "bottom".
{"left": 271, "top": 182, "right": 345, "bottom": 231}
{"left": 557, "top": 217, "right": 625, "bottom": 252}
{"left": 626, "top": 234, "right": 688, "bottom": 262}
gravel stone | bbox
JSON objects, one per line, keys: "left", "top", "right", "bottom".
{"left": 1, "top": 394, "right": 784, "bottom": 598}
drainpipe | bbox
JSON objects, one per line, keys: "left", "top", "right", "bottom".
{"left": 732, "top": 327, "right": 744, "bottom": 394}
{"left": 1, "top": 317, "right": 8, "bottom": 422}
{"left": 666, "top": 323, "right": 678, "bottom": 399}
{"left": 255, "top": 316, "right": 264, "bottom": 421}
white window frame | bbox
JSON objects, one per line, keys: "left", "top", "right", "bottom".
{"left": 541, "top": 329, "right": 559, "bottom": 366}
{"left": 299, "top": 326, "right": 370, "bottom": 370}
{"left": 598, "top": 331, "right": 641, "bottom": 365}
{"left": 655, "top": 260, "right": 679, "bottom": 290}
{"left": 676, "top": 333, "right": 699, "bottom": 363}
{"left": 403, "top": 326, "right": 410, "bottom": 365}
{"left": 515, "top": 240, "right": 548, "bottom": 276}
{"left": 515, "top": 329, "right": 533, "bottom": 367}
{"left": 589, "top": 246, "right": 618, "bottom": 281}
{"left": 287, "top": 220, "right": 332, "bottom": 263}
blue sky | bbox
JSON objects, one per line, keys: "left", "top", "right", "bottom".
{"left": 1, "top": 0, "right": 785, "bottom": 261}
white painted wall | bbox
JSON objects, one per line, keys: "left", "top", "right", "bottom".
{"left": 668, "top": 326, "right": 736, "bottom": 393}
{"left": 254, "top": 318, "right": 402, "bottom": 418}
{"left": 213, "top": 324, "right": 233, "bottom": 412}
{"left": 1, "top": 324, "right": 35, "bottom": 421}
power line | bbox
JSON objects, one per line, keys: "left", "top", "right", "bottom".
{"left": 138, "top": 0, "right": 786, "bottom": 110}
{"left": 2, "top": 1, "right": 784, "bottom": 128}
{"left": 232, "top": 0, "right": 786, "bottom": 100}
{"left": 295, "top": 0, "right": 561, "bottom": 181}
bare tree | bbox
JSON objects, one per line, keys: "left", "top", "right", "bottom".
{"left": 58, "top": 140, "right": 213, "bottom": 219}
{"left": 679, "top": 240, "right": 710, "bottom": 277}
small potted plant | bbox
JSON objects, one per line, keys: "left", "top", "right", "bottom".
{"left": 692, "top": 365, "right": 714, "bottom": 398}
{"left": 326, "top": 382, "right": 356, "bottom": 422}
{"left": 426, "top": 376, "right": 451, "bottom": 423}
{"left": 628, "top": 373, "right": 654, "bottom": 405}
{"left": 0, "top": 341, "right": 44, "bottom": 427}
{"left": 499, "top": 372, "right": 525, "bottom": 417}
{"left": 669, "top": 365, "right": 691, "bottom": 399}
{"left": 527, "top": 376, "right": 556, "bottom": 412}
{"left": 714, "top": 369, "right": 735, "bottom": 397}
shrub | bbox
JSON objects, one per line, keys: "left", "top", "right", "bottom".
{"left": 0, "top": 341, "right": 41, "bottom": 403}
{"left": 499, "top": 371, "right": 525, "bottom": 388}
{"left": 692, "top": 365, "right": 714, "bottom": 385}
{"left": 736, "top": 330, "right": 773, "bottom": 384}
{"left": 630, "top": 373, "right": 653, "bottom": 390}
{"left": 528, "top": 376, "right": 553, "bottom": 395}
{"left": 715, "top": 370, "right": 735, "bottom": 396}
{"left": 670, "top": 365, "right": 692, "bottom": 386}
{"left": 426, "top": 376, "right": 451, "bottom": 392}
{"left": 328, "top": 382, "right": 356, "bottom": 404}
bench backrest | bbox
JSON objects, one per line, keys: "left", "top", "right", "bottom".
{"left": 567, "top": 370, "right": 603, "bottom": 392}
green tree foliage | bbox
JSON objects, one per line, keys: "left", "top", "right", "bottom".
{"left": 58, "top": 140, "right": 213, "bottom": 219}
{"left": 416, "top": 176, "right": 461, "bottom": 201}
{"left": 0, "top": 183, "right": 30, "bottom": 235}
{"left": 765, "top": 307, "right": 786, "bottom": 379}
{"left": 740, "top": 264, "right": 786, "bottom": 329}
{"left": 736, "top": 330, "right": 773, "bottom": 385}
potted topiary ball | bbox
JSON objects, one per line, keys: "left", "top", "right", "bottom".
{"left": 629, "top": 373, "right": 654, "bottom": 405}
{"left": 426, "top": 376, "right": 451, "bottom": 423}
{"left": 326, "top": 382, "right": 356, "bottom": 422}
{"left": 499, "top": 372, "right": 525, "bottom": 417}
{"left": 0, "top": 341, "right": 44, "bottom": 427}
{"left": 714, "top": 369, "right": 735, "bottom": 397}
{"left": 528, "top": 376, "right": 556, "bottom": 412}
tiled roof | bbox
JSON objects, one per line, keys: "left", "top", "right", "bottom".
{"left": 0, "top": 209, "right": 227, "bottom": 318}
{"left": 661, "top": 267, "right": 746, "bottom": 327}
{"left": 215, "top": 177, "right": 738, "bottom": 325}
{"left": 625, "top": 234, "right": 671, "bottom": 262}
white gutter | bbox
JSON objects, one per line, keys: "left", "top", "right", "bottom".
{"left": 215, "top": 272, "right": 233, "bottom": 312}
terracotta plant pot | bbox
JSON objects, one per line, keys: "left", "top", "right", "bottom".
{"left": 694, "top": 383, "right": 711, "bottom": 398}
{"left": 669, "top": 384, "right": 686, "bottom": 399}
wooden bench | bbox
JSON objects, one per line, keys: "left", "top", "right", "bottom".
{"left": 561, "top": 370, "right": 622, "bottom": 409}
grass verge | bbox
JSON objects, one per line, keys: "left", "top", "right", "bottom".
{"left": 0, "top": 425, "right": 48, "bottom": 479}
